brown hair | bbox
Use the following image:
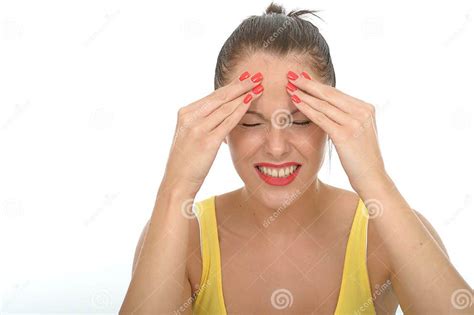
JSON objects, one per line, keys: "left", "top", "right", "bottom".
{"left": 214, "top": 2, "right": 336, "bottom": 90}
{"left": 214, "top": 2, "right": 336, "bottom": 172}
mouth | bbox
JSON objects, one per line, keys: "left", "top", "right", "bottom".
{"left": 253, "top": 162, "right": 302, "bottom": 186}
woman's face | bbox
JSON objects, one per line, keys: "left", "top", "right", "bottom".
{"left": 225, "top": 52, "right": 328, "bottom": 208}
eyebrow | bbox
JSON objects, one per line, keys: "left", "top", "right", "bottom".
{"left": 245, "top": 109, "right": 300, "bottom": 119}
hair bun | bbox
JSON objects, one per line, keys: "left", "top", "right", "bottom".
{"left": 264, "top": 2, "right": 323, "bottom": 22}
{"left": 265, "top": 2, "right": 285, "bottom": 15}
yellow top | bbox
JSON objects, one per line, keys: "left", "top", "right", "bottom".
{"left": 192, "top": 196, "right": 376, "bottom": 314}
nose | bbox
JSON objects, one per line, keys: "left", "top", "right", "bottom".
{"left": 263, "top": 125, "right": 291, "bottom": 160}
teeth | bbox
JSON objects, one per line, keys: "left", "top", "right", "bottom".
{"left": 257, "top": 165, "right": 299, "bottom": 178}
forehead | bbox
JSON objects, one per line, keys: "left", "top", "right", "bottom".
{"left": 231, "top": 52, "right": 316, "bottom": 116}
{"left": 234, "top": 52, "right": 311, "bottom": 84}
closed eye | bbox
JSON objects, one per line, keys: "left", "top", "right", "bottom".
{"left": 241, "top": 121, "right": 311, "bottom": 127}
{"left": 241, "top": 123, "right": 262, "bottom": 127}
{"left": 293, "top": 121, "right": 311, "bottom": 125}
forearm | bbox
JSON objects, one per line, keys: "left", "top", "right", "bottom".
{"left": 120, "top": 182, "right": 195, "bottom": 314}
{"left": 357, "top": 171, "right": 472, "bottom": 313}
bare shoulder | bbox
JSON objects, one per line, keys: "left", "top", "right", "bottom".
{"left": 323, "top": 184, "right": 392, "bottom": 260}
{"left": 320, "top": 183, "right": 361, "bottom": 216}
{"left": 325, "top": 184, "right": 399, "bottom": 311}
{"left": 323, "top": 185, "right": 390, "bottom": 259}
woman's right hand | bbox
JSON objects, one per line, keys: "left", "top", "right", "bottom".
{"left": 161, "top": 71, "right": 264, "bottom": 198}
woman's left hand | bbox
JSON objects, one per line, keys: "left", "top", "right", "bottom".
{"left": 286, "top": 70, "right": 388, "bottom": 193}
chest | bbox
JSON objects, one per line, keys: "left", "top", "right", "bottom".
{"left": 188, "top": 225, "right": 393, "bottom": 314}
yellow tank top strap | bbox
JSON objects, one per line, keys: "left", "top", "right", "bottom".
{"left": 192, "top": 196, "right": 227, "bottom": 314}
{"left": 334, "top": 198, "right": 376, "bottom": 314}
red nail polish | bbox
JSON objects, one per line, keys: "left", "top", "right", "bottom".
{"left": 251, "top": 72, "right": 263, "bottom": 83}
{"left": 287, "top": 71, "right": 299, "bottom": 80}
{"left": 239, "top": 71, "right": 250, "bottom": 81}
{"left": 244, "top": 93, "right": 253, "bottom": 104}
{"left": 252, "top": 84, "right": 264, "bottom": 94}
{"left": 291, "top": 94, "right": 301, "bottom": 103}
{"left": 286, "top": 82, "right": 297, "bottom": 92}
{"left": 301, "top": 71, "right": 312, "bottom": 80}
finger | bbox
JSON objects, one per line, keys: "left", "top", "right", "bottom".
{"left": 185, "top": 71, "right": 263, "bottom": 117}
{"left": 287, "top": 70, "right": 362, "bottom": 114}
{"left": 286, "top": 82, "right": 351, "bottom": 126}
{"left": 289, "top": 94, "right": 340, "bottom": 137}
{"left": 209, "top": 86, "right": 264, "bottom": 139}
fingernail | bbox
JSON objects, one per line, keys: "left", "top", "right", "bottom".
{"left": 244, "top": 93, "right": 253, "bottom": 104}
{"left": 252, "top": 84, "right": 264, "bottom": 94}
{"left": 287, "top": 71, "right": 299, "bottom": 80}
{"left": 239, "top": 71, "right": 250, "bottom": 81}
{"left": 291, "top": 94, "right": 301, "bottom": 104}
{"left": 251, "top": 72, "right": 263, "bottom": 83}
{"left": 286, "top": 82, "right": 297, "bottom": 92}
{"left": 301, "top": 71, "right": 312, "bottom": 80}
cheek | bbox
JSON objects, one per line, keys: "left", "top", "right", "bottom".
{"left": 288, "top": 125, "right": 327, "bottom": 144}
{"left": 227, "top": 127, "right": 265, "bottom": 151}
{"left": 226, "top": 128, "right": 263, "bottom": 166}
{"left": 287, "top": 126, "right": 327, "bottom": 159}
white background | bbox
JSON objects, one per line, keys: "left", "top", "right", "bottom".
{"left": 0, "top": 0, "right": 472, "bottom": 313}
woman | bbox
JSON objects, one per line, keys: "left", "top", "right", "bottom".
{"left": 121, "top": 3, "right": 473, "bottom": 314}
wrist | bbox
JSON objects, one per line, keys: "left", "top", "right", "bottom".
{"left": 351, "top": 168, "right": 394, "bottom": 197}
{"left": 158, "top": 178, "right": 199, "bottom": 200}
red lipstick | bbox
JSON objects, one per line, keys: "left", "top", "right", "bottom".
{"left": 254, "top": 162, "right": 302, "bottom": 186}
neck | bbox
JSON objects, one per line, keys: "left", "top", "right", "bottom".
{"left": 239, "top": 178, "right": 330, "bottom": 236}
